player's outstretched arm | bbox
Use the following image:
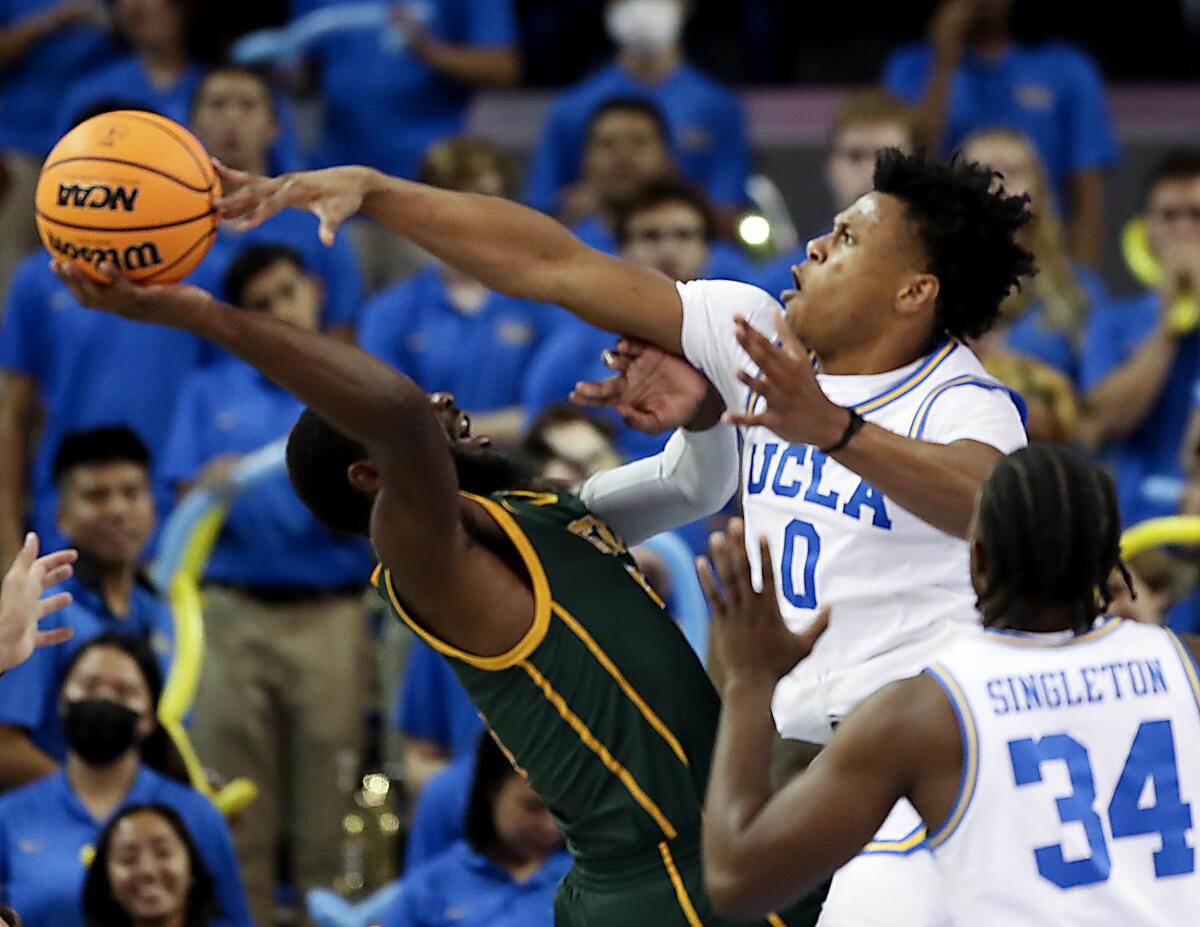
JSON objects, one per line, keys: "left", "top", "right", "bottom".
{"left": 697, "top": 521, "right": 959, "bottom": 917}
{"left": 214, "top": 163, "right": 686, "bottom": 353}
{"left": 51, "top": 263, "right": 519, "bottom": 646}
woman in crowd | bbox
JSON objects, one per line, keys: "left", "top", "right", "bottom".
{"left": 0, "top": 633, "right": 251, "bottom": 927}
{"left": 83, "top": 803, "right": 219, "bottom": 927}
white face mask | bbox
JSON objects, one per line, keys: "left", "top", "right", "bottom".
{"left": 605, "top": 0, "right": 684, "bottom": 56}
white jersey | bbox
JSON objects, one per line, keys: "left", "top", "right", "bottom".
{"left": 925, "top": 619, "right": 1200, "bottom": 926}
{"left": 679, "top": 280, "right": 1027, "bottom": 743}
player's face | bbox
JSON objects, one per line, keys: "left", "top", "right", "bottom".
{"left": 242, "top": 261, "right": 323, "bottom": 331}
{"left": 1146, "top": 177, "right": 1200, "bottom": 258}
{"left": 621, "top": 201, "right": 710, "bottom": 281}
{"left": 106, "top": 813, "right": 194, "bottom": 924}
{"left": 963, "top": 134, "right": 1037, "bottom": 205}
{"left": 826, "top": 122, "right": 914, "bottom": 212}
{"left": 113, "top": 0, "right": 184, "bottom": 50}
{"left": 61, "top": 646, "right": 156, "bottom": 741}
{"left": 584, "top": 112, "right": 672, "bottom": 207}
{"left": 491, "top": 775, "right": 563, "bottom": 861}
{"left": 785, "top": 192, "right": 929, "bottom": 357}
{"left": 191, "top": 74, "right": 278, "bottom": 173}
{"left": 57, "top": 463, "right": 155, "bottom": 568}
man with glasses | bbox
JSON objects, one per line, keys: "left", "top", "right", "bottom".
{"left": 1082, "top": 150, "right": 1200, "bottom": 526}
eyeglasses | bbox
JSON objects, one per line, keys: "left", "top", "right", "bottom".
{"left": 627, "top": 227, "right": 706, "bottom": 244}
{"left": 1151, "top": 205, "right": 1200, "bottom": 224}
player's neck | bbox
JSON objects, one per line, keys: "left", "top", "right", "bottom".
{"left": 67, "top": 751, "right": 140, "bottom": 822}
{"left": 986, "top": 601, "right": 1090, "bottom": 635}
{"left": 816, "top": 337, "right": 929, "bottom": 377}
{"left": 138, "top": 44, "right": 189, "bottom": 88}
{"left": 619, "top": 46, "right": 682, "bottom": 83}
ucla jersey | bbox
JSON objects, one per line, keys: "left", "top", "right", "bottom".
{"left": 678, "top": 280, "right": 1028, "bottom": 743}
{"left": 925, "top": 619, "right": 1200, "bottom": 926}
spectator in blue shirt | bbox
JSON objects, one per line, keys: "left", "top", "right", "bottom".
{"left": 0, "top": 246, "right": 206, "bottom": 565}
{"left": 525, "top": 0, "right": 748, "bottom": 225}
{"left": 0, "top": 428, "right": 173, "bottom": 790}
{"left": 0, "top": 633, "right": 252, "bottom": 927}
{"left": 189, "top": 65, "right": 363, "bottom": 338}
{"left": 754, "top": 88, "right": 920, "bottom": 299}
{"left": 384, "top": 733, "right": 568, "bottom": 927}
{"left": 0, "top": 1, "right": 115, "bottom": 292}
{"left": 162, "top": 244, "right": 373, "bottom": 927}
{"left": 394, "top": 640, "right": 483, "bottom": 795}
{"left": 883, "top": 0, "right": 1118, "bottom": 267}
{"left": 404, "top": 751, "right": 474, "bottom": 872}
{"left": 83, "top": 803, "right": 229, "bottom": 927}
{"left": 1082, "top": 150, "right": 1200, "bottom": 527}
{"left": 359, "top": 138, "right": 560, "bottom": 444}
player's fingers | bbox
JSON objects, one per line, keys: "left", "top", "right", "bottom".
{"left": 211, "top": 159, "right": 255, "bottom": 190}
{"left": 36, "top": 592, "right": 73, "bottom": 621}
{"left": 602, "top": 350, "right": 632, "bottom": 373}
{"left": 570, "top": 378, "right": 622, "bottom": 405}
{"left": 34, "top": 626, "right": 74, "bottom": 648}
{"left": 708, "top": 532, "right": 742, "bottom": 613}
{"left": 616, "top": 339, "right": 645, "bottom": 358}
{"left": 735, "top": 369, "right": 773, "bottom": 403}
{"left": 735, "top": 318, "right": 785, "bottom": 377}
{"left": 33, "top": 548, "right": 77, "bottom": 584}
{"left": 772, "top": 312, "right": 809, "bottom": 361}
{"left": 38, "top": 563, "right": 75, "bottom": 590}
{"left": 620, "top": 409, "right": 663, "bottom": 434}
{"left": 11, "top": 532, "right": 37, "bottom": 572}
{"left": 695, "top": 556, "right": 723, "bottom": 614}
{"left": 725, "top": 519, "right": 756, "bottom": 606}
{"left": 758, "top": 535, "right": 777, "bottom": 598}
{"left": 722, "top": 411, "right": 765, "bottom": 428}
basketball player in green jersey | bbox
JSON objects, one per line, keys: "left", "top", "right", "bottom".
{"left": 51, "top": 259, "right": 824, "bottom": 927}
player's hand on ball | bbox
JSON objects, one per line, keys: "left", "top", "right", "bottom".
{"left": 215, "top": 163, "right": 374, "bottom": 246}
{"left": 697, "top": 519, "right": 829, "bottom": 687}
{"left": 51, "top": 260, "right": 212, "bottom": 324}
{"left": 571, "top": 339, "right": 717, "bottom": 433}
{"left": 727, "top": 314, "right": 852, "bottom": 449}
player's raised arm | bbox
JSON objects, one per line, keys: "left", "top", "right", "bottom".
{"left": 214, "top": 163, "right": 687, "bottom": 354}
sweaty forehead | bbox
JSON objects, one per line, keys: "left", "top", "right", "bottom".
{"left": 838, "top": 192, "right": 906, "bottom": 234}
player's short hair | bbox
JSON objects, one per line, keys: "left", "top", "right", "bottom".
{"left": 52, "top": 427, "right": 151, "bottom": 488}
{"left": 463, "top": 733, "right": 529, "bottom": 854}
{"left": 1142, "top": 148, "right": 1200, "bottom": 205}
{"left": 873, "top": 148, "right": 1035, "bottom": 343}
{"left": 419, "top": 136, "right": 517, "bottom": 198}
{"left": 976, "top": 445, "right": 1126, "bottom": 632}
{"left": 613, "top": 177, "right": 717, "bottom": 247}
{"left": 190, "top": 63, "right": 278, "bottom": 119}
{"left": 286, "top": 409, "right": 374, "bottom": 537}
{"left": 224, "top": 244, "right": 307, "bottom": 309}
{"left": 584, "top": 96, "right": 671, "bottom": 148}
{"left": 830, "top": 88, "right": 922, "bottom": 149}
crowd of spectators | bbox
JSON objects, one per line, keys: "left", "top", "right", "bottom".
{"left": 1, "top": 1, "right": 1198, "bottom": 925}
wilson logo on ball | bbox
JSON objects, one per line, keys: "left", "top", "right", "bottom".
{"left": 47, "top": 233, "right": 163, "bottom": 271}
{"left": 56, "top": 183, "right": 139, "bottom": 211}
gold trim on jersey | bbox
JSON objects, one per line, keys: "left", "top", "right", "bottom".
{"left": 658, "top": 841, "right": 704, "bottom": 927}
{"left": 925, "top": 664, "right": 979, "bottom": 850}
{"left": 981, "top": 616, "right": 1123, "bottom": 648}
{"left": 373, "top": 492, "right": 553, "bottom": 672}
{"left": 552, "top": 601, "right": 690, "bottom": 768}
{"left": 863, "top": 824, "right": 928, "bottom": 854}
{"left": 766, "top": 914, "right": 788, "bottom": 927}
{"left": 854, "top": 340, "right": 957, "bottom": 415}
{"left": 521, "top": 659, "right": 678, "bottom": 839}
{"left": 1165, "top": 629, "right": 1200, "bottom": 711}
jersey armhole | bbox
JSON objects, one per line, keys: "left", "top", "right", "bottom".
{"left": 1163, "top": 628, "right": 1200, "bottom": 718}
{"left": 923, "top": 664, "right": 980, "bottom": 850}
{"left": 370, "top": 492, "right": 552, "bottom": 672}
{"left": 907, "top": 376, "right": 1029, "bottom": 441}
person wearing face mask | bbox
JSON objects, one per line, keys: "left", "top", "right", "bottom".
{"left": 0, "top": 635, "right": 251, "bottom": 927}
{"left": 83, "top": 804, "right": 222, "bottom": 927}
{"left": 524, "top": 0, "right": 749, "bottom": 228}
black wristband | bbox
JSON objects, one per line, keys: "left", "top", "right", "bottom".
{"left": 820, "top": 409, "right": 866, "bottom": 455}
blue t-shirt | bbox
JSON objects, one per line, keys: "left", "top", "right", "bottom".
{"left": 0, "top": 0, "right": 117, "bottom": 154}
{"left": 357, "top": 265, "right": 558, "bottom": 413}
{"left": 384, "top": 841, "right": 570, "bottom": 927}
{"left": 570, "top": 216, "right": 757, "bottom": 283}
{"left": 0, "top": 766, "right": 252, "bottom": 927}
{"left": 53, "top": 57, "right": 302, "bottom": 174}
{"left": 0, "top": 253, "right": 206, "bottom": 551}
{"left": 404, "top": 753, "right": 473, "bottom": 873}
{"left": 753, "top": 245, "right": 805, "bottom": 301}
{"left": 1080, "top": 290, "right": 1200, "bottom": 526}
{"left": 1002, "top": 264, "right": 1111, "bottom": 385}
{"left": 196, "top": 211, "right": 364, "bottom": 329}
{"left": 394, "top": 640, "right": 483, "bottom": 759}
{"left": 296, "top": 0, "right": 516, "bottom": 178}
{"left": 883, "top": 41, "right": 1119, "bottom": 211}
{"left": 0, "top": 571, "right": 173, "bottom": 761}
{"left": 160, "top": 360, "right": 373, "bottom": 588}
{"left": 525, "top": 61, "right": 749, "bottom": 211}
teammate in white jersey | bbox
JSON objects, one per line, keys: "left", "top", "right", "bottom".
{"left": 211, "top": 148, "right": 1034, "bottom": 924}
{"left": 700, "top": 444, "right": 1200, "bottom": 927}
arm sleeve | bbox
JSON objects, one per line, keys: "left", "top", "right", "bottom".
{"left": 677, "top": 279, "right": 781, "bottom": 413}
{"left": 705, "top": 90, "right": 750, "bottom": 207}
{"left": 1061, "top": 48, "right": 1120, "bottom": 172}
{"left": 915, "top": 383, "right": 1029, "bottom": 453}
{"left": 577, "top": 424, "right": 739, "bottom": 545}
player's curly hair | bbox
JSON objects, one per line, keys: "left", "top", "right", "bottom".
{"left": 873, "top": 148, "right": 1036, "bottom": 343}
{"left": 975, "top": 445, "right": 1129, "bottom": 632}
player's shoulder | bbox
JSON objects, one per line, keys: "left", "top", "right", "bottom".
{"left": 1026, "top": 40, "right": 1104, "bottom": 77}
{"left": 489, "top": 488, "right": 590, "bottom": 521}
{"left": 677, "top": 278, "right": 781, "bottom": 327}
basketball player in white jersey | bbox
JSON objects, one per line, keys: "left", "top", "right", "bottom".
{"left": 211, "top": 148, "right": 1034, "bottom": 924}
{"left": 699, "top": 444, "right": 1200, "bottom": 926}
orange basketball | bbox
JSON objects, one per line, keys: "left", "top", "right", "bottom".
{"left": 36, "top": 110, "right": 220, "bottom": 284}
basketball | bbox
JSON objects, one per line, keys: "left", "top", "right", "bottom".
{"left": 35, "top": 110, "right": 220, "bottom": 284}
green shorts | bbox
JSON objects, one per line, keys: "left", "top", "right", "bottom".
{"left": 553, "top": 835, "right": 827, "bottom": 927}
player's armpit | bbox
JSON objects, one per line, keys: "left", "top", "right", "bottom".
{"left": 705, "top": 676, "right": 957, "bottom": 919}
